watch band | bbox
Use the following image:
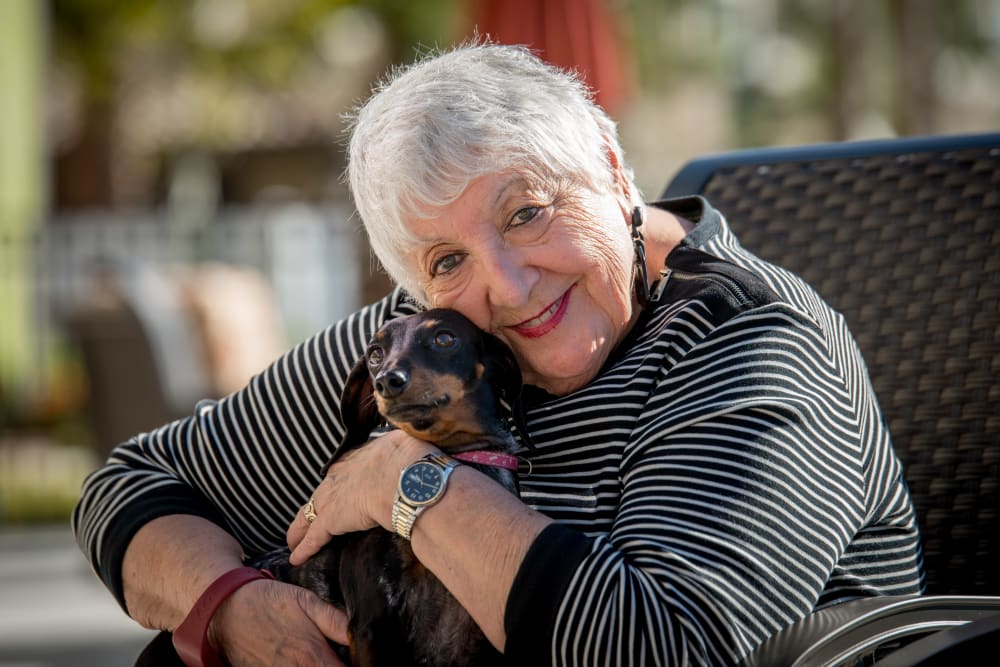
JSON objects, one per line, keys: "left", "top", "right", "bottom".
{"left": 391, "top": 497, "right": 421, "bottom": 541}
{"left": 392, "top": 453, "right": 459, "bottom": 540}
{"left": 173, "top": 566, "right": 274, "bottom": 667}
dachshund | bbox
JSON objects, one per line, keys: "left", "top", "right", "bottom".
{"left": 250, "top": 308, "right": 531, "bottom": 666}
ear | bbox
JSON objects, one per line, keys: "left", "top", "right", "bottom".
{"left": 481, "top": 331, "right": 534, "bottom": 449}
{"left": 602, "top": 134, "right": 633, "bottom": 220}
{"left": 325, "top": 355, "right": 379, "bottom": 472}
{"left": 482, "top": 331, "right": 521, "bottom": 402}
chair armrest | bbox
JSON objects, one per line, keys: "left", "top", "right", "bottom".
{"left": 741, "top": 595, "right": 1000, "bottom": 667}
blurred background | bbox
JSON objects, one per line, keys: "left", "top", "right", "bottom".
{"left": 0, "top": 0, "right": 997, "bottom": 663}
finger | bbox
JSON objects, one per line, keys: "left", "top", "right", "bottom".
{"left": 286, "top": 504, "right": 310, "bottom": 550}
{"left": 289, "top": 524, "right": 333, "bottom": 566}
{"left": 303, "top": 593, "right": 351, "bottom": 646}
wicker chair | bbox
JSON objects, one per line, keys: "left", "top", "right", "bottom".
{"left": 661, "top": 132, "right": 1000, "bottom": 664}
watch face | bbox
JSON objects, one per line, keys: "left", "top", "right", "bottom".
{"left": 400, "top": 461, "right": 444, "bottom": 504}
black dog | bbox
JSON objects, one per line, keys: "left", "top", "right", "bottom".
{"left": 135, "top": 310, "right": 529, "bottom": 667}
{"left": 252, "top": 308, "right": 530, "bottom": 666}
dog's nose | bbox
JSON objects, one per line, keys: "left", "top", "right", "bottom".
{"left": 374, "top": 368, "right": 409, "bottom": 398}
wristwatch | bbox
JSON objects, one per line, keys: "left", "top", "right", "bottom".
{"left": 391, "top": 453, "right": 459, "bottom": 540}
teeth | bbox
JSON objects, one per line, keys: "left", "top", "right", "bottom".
{"left": 521, "top": 299, "right": 560, "bottom": 329}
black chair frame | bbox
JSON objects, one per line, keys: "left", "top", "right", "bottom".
{"left": 661, "top": 132, "right": 1000, "bottom": 665}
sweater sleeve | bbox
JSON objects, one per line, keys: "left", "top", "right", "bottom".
{"left": 504, "top": 524, "right": 592, "bottom": 664}
{"left": 504, "top": 303, "right": 880, "bottom": 666}
{"left": 71, "top": 289, "right": 420, "bottom": 613}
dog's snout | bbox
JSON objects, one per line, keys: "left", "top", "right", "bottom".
{"left": 374, "top": 368, "right": 410, "bottom": 398}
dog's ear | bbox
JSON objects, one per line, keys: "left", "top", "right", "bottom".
{"left": 324, "top": 355, "right": 379, "bottom": 473}
{"left": 481, "top": 331, "right": 533, "bottom": 449}
{"left": 481, "top": 330, "right": 521, "bottom": 402}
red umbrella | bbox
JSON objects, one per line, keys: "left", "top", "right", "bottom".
{"left": 470, "top": 0, "right": 634, "bottom": 115}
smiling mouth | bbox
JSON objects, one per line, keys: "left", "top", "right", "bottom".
{"left": 512, "top": 286, "right": 573, "bottom": 338}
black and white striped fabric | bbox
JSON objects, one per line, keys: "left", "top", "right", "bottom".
{"left": 73, "top": 196, "right": 922, "bottom": 666}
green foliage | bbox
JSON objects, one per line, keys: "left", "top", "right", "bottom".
{"left": 0, "top": 438, "right": 94, "bottom": 525}
{"left": 51, "top": 0, "right": 159, "bottom": 98}
{"left": 1, "top": 486, "right": 79, "bottom": 525}
{"left": 359, "top": 0, "right": 463, "bottom": 61}
{"left": 50, "top": 0, "right": 464, "bottom": 97}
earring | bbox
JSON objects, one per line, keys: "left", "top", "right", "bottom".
{"left": 631, "top": 206, "right": 650, "bottom": 308}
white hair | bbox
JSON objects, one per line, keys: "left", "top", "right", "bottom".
{"left": 346, "top": 42, "right": 642, "bottom": 304}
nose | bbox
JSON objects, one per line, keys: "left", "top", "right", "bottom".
{"left": 481, "top": 246, "right": 536, "bottom": 310}
{"left": 374, "top": 368, "right": 409, "bottom": 398}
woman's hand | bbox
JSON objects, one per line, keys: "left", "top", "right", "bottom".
{"left": 280, "top": 429, "right": 552, "bottom": 651}
{"left": 123, "top": 515, "right": 354, "bottom": 667}
{"left": 209, "top": 577, "right": 350, "bottom": 666}
{"left": 286, "top": 430, "right": 436, "bottom": 565}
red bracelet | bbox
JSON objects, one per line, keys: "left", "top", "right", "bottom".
{"left": 173, "top": 566, "right": 274, "bottom": 667}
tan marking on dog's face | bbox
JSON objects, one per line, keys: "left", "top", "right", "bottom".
{"left": 382, "top": 371, "right": 491, "bottom": 447}
{"left": 399, "top": 401, "right": 487, "bottom": 447}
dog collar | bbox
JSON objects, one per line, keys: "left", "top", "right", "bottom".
{"left": 452, "top": 451, "right": 519, "bottom": 471}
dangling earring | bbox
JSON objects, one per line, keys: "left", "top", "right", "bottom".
{"left": 631, "top": 206, "right": 650, "bottom": 308}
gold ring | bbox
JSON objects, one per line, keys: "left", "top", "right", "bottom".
{"left": 303, "top": 499, "right": 317, "bottom": 524}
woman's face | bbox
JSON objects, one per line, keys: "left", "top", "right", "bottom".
{"left": 405, "top": 171, "right": 636, "bottom": 395}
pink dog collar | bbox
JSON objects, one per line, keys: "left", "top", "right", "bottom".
{"left": 452, "top": 451, "right": 519, "bottom": 471}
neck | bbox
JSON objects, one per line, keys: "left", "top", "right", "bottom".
{"left": 641, "top": 206, "right": 694, "bottom": 279}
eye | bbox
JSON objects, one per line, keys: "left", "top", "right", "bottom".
{"left": 431, "top": 252, "right": 464, "bottom": 277}
{"left": 433, "top": 330, "right": 457, "bottom": 348}
{"left": 510, "top": 206, "right": 539, "bottom": 228}
{"left": 367, "top": 346, "right": 385, "bottom": 368}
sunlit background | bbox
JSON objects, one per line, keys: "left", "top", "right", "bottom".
{"left": 1, "top": 0, "right": 998, "bottom": 524}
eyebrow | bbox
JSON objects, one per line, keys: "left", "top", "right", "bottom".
{"left": 413, "top": 174, "right": 531, "bottom": 250}
{"left": 494, "top": 176, "right": 530, "bottom": 208}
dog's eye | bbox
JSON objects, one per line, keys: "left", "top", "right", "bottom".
{"left": 434, "top": 331, "right": 457, "bottom": 348}
{"left": 367, "top": 346, "right": 385, "bottom": 367}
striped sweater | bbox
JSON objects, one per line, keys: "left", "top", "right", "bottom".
{"left": 73, "top": 196, "right": 922, "bottom": 665}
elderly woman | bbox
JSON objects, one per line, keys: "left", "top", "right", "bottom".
{"left": 74, "top": 43, "right": 922, "bottom": 666}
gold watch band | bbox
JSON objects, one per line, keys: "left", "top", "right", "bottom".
{"left": 391, "top": 501, "right": 419, "bottom": 540}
